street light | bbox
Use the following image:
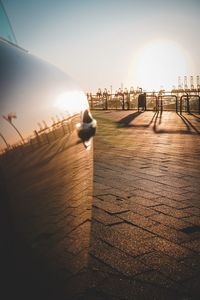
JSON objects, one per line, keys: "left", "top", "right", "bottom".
{"left": 0, "top": 132, "right": 9, "bottom": 149}
{"left": 2, "top": 112, "right": 24, "bottom": 144}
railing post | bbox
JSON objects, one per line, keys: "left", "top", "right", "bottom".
{"left": 101, "top": 96, "right": 103, "bottom": 110}
{"left": 91, "top": 96, "right": 93, "bottom": 110}
{"left": 175, "top": 96, "right": 178, "bottom": 113}
{"left": 105, "top": 95, "right": 108, "bottom": 110}
{"left": 144, "top": 93, "right": 147, "bottom": 111}
{"left": 115, "top": 94, "right": 117, "bottom": 110}
{"left": 198, "top": 96, "right": 200, "bottom": 114}
{"left": 156, "top": 96, "right": 159, "bottom": 111}
{"left": 34, "top": 130, "right": 41, "bottom": 146}
{"left": 161, "top": 96, "right": 163, "bottom": 112}
{"left": 122, "top": 94, "right": 125, "bottom": 110}
{"left": 128, "top": 94, "right": 130, "bottom": 110}
{"left": 186, "top": 94, "right": 190, "bottom": 113}
{"left": 180, "top": 95, "right": 183, "bottom": 114}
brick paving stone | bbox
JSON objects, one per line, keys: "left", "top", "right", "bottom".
{"left": 65, "top": 235, "right": 90, "bottom": 255}
{"left": 89, "top": 256, "right": 120, "bottom": 276}
{"left": 137, "top": 178, "right": 188, "bottom": 195}
{"left": 153, "top": 185, "right": 192, "bottom": 195}
{"left": 93, "top": 197, "right": 129, "bottom": 214}
{"left": 181, "top": 240, "right": 200, "bottom": 253}
{"left": 180, "top": 255, "right": 200, "bottom": 271}
{"left": 68, "top": 220, "right": 91, "bottom": 239}
{"left": 92, "top": 221, "right": 154, "bottom": 257}
{"left": 152, "top": 205, "right": 191, "bottom": 218}
{"left": 187, "top": 200, "right": 200, "bottom": 208}
{"left": 153, "top": 176, "right": 191, "bottom": 188}
{"left": 139, "top": 251, "right": 197, "bottom": 282}
{"left": 146, "top": 223, "right": 192, "bottom": 244}
{"left": 92, "top": 207, "right": 123, "bottom": 226}
{"left": 145, "top": 236, "right": 195, "bottom": 260}
{"left": 149, "top": 213, "right": 192, "bottom": 230}
{"left": 130, "top": 189, "right": 160, "bottom": 200}
{"left": 94, "top": 182, "right": 111, "bottom": 190}
{"left": 152, "top": 197, "right": 190, "bottom": 209}
{"left": 111, "top": 223, "right": 155, "bottom": 240}
{"left": 182, "top": 216, "right": 200, "bottom": 226}
{"left": 181, "top": 192, "right": 200, "bottom": 201}
{"left": 91, "top": 238, "right": 150, "bottom": 276}
{"left": 181, "top": 206, "right": 200, "bottom": 216}
{"left": 134, "top": 270, "right": 185, "bottom": 291}
{"left": 96, "top": 275, "right": 188, "bottom": 300}
{"left": 183, "top": 275, "right": 200, "bottom": 300}
{"left": 95, "top": 194, "right": 125, "bottom": 203}
{"left": 153, "top": 190, "right": 189, "bottom": 201}
{"left": 63, "top": 270, "right": 108, "bottom": 300}
{"left": 131, "top": 172, "right": 167, "bottom": 182}
{"left": 106, "top": 188, "right": 136, "bottom": 199}
{"left": 183, "top": 185, "right": 200, "bottom": 193}
{"left": 128, "top": 195, "right": 160, "bottom": 207}
{"left": 118, "top": 211, "right": 157, "bottom": 228}
{"left": 123, "top": 202, "right": 158, "bottom": 217}
{"left": 66, "top": 249, "right": 89, "bottom": 274}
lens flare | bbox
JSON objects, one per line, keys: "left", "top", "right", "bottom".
{"left": 54, "top": 90, "right": 88, "bottom": 115}
{"left": 128, "top": 39, "right": 193, "bottom": 91}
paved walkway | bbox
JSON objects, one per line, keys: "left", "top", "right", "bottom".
{"left": 87, "top": 111, "right": 200, "bottom": 300}
{"left": 1, "top": 110, "right": 200, "bottom": 299}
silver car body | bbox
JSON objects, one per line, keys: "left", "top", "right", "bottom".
{"left": 0, "top": 3, "right": 95, "bottom": 298}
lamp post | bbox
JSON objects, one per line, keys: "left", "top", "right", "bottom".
{"left": 0, "top": 132, "right": 9, "bottom": 149}
{"left": 3, "top": 113, "right": 24, "bottom": 144}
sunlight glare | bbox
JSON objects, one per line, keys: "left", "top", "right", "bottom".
{"left": 130, "top": 40, "right": 192, "bottom": 91}
{"left": 54, "top": 91, "right": 88, "bottom": 115}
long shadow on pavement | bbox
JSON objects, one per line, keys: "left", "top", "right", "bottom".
{"left": 153, "top": 111, "right": 200, "bottom": 135}
{"left": 115, "top": 110, "right": 200, "bottom": 135}
{"left": 117, "top": 111, "right": 142, "bottom": 126}
{"left": 117, "top": 111, "right": 157, "bottom": 128}
{"left": 189, "top": 113, "right": 200, "bottom": 120}
{"left": 179, "top": 113, "right": 200, "bottom": 134}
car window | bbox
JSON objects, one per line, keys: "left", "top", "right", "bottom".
{"left": 0, "top": 1, "right": 17, "bottom": 44}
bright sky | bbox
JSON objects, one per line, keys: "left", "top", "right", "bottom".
{"left": 3, "top": 0, "right": 200, "bottom": 92}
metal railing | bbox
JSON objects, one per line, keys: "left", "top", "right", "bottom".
{"left": 88, "top": 91, "right": 200, "bottom": 114}
{"left": 0, "top": 114, "right": 80, "bottom": 157}
{"left": 180, "top": 94, "right": 200, "bottom": 114}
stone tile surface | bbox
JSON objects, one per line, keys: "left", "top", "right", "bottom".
{"left": 90, "top": 111, "right": 200, "bottom": 300}
{"left": 2, "top": 111, "right": 200, "bottom": 299}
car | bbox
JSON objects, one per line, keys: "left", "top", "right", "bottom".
{"left": 0, "top": 2, "right": 96, "bottom": 299}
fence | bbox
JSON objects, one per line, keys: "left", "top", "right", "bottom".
{"left": 0, "top": 114, "right": 80, "bottom": 158}
{"left": 88, "top": 92, "right": 200, "bottom": 114}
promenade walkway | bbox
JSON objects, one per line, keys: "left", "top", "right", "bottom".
{"left": 1, "top": 110, "right": 200, "bottom": 299}
{"left": 87, "top": 110, "right": 200, "bottom": 300}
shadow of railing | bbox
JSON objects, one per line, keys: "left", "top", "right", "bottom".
{"left": 152, "top": 111, "right": 200, "bottom": 135}
{"left": 117, "top": 112, "right": 142, "bottom": 127}
{"left": 189, "top": 113, "right": 200, "bottom": 120}
{"left": 178, "top": 113, "right": 200, "bottom": 134}
{"left": 117, "top": 111, "right": 157, "bottom": 129}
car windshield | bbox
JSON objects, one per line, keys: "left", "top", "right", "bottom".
{"left": 0, "top": 1, "right": 17, "bottom": 44}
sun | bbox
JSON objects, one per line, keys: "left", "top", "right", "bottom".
{"left": 129, "top": 39, "right": 192, "bottom": 91}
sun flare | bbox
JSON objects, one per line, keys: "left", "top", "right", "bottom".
{"left": 54, "top": 91, "right": 88, "bottom": 115}
{"left": 129, "top": 39, "right": 192, "bottom": 91}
